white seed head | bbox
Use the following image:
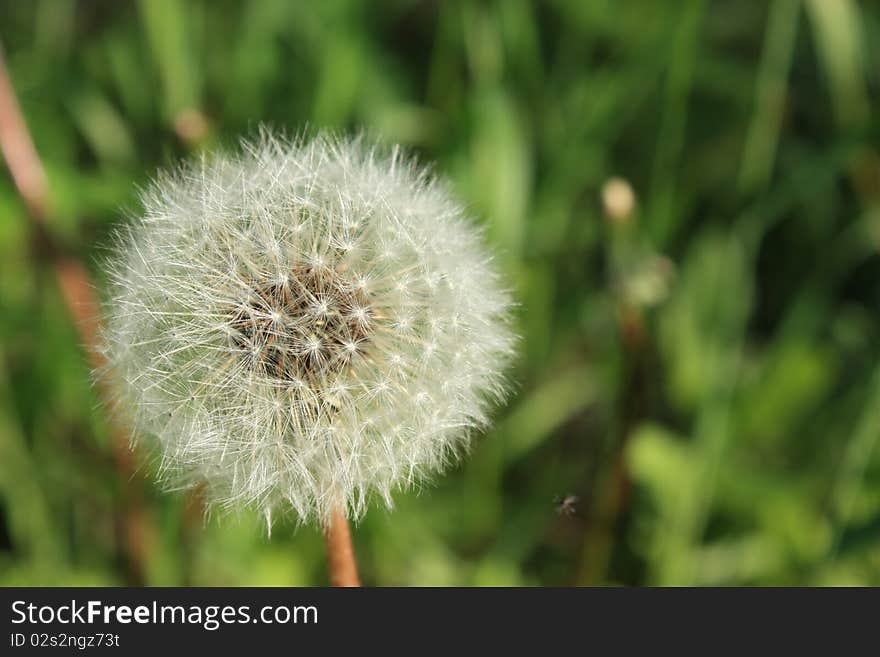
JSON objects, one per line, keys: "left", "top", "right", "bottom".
{"left": 100, "top": 132, "right": 516, "bottom": 527}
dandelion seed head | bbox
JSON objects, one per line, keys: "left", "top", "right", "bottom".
{"left": 101, "top": 131, "right": 515, "bottom": 526}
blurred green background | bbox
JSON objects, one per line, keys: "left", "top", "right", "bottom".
{"left": 1, "top": 0, "right": 879, "bottom": 586}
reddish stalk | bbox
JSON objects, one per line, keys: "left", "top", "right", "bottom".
{"left": 323, "top": 504, "right": 360, "bottom": 587}
{"left": 0, "top": 44, "right": 151, "bottom": 584}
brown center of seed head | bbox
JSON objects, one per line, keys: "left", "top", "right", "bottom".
{"left": 227, "top": 264, "right": 371, "bottom": 383}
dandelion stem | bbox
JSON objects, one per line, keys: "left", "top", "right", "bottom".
{"left": 323, "top": 504, "right": 360, "bottom": 587}
{"left": 0, "top": 42, "right": 151, "bottom": 584}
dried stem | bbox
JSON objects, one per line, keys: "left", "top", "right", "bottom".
{"left": 323, "top": 504, "right": 360, "bottom": 587}
{"left": 0, "top": 43, "right": 151, "bottom": 584}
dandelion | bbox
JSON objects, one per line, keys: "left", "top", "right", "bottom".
{"left": 100, "top": 131, "right": 516, "bottom": 582}
{"left": 600, "top": 176, "right": 636, "bottom": 225}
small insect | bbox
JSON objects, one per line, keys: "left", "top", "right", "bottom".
{"left": 555, "top": 494, "right": 580, "bottom": 517}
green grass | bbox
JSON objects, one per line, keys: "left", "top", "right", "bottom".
{"left": 0, "top": 0, "right": 878, "bottom": 585}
